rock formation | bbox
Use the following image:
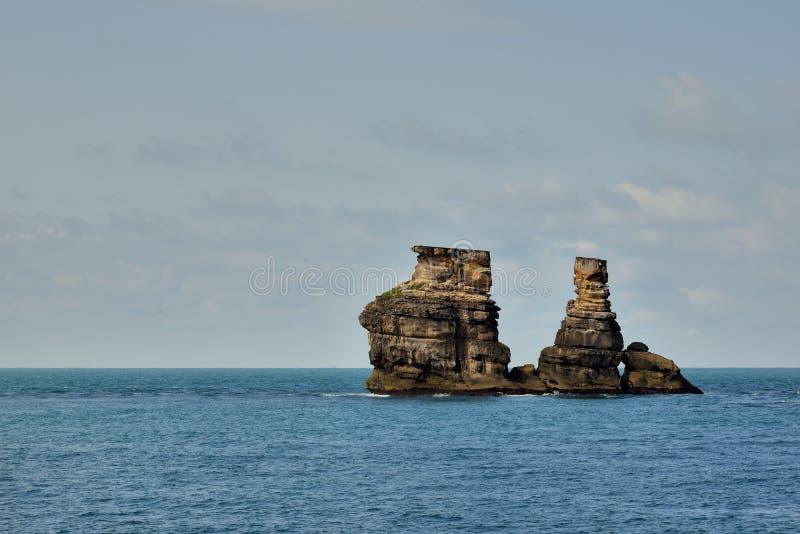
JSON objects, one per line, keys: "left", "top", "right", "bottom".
{"left": 536, "top": 257, "right": 624, "bottom": 393}
{"left": 360, "top": 246, "right": 701, "bottom": 395}
{"left": 620, "top": 342, "right": 702, "bottom": 394}
{"left": 359, "top": 246, "right": 546, "bottom": 394}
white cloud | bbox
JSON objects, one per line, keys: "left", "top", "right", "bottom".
{"left": 644, "top": 73, "right": 727, "bottom": 145}
{"left": 702, "top": 222, "right": 775, "bottom": 255}
{"left": 680, "top": 286, "right": 732, "bottom": 309}
{"left": 587, "top": 181, "right": 796, "bottom": 257}
{"left": 629, "top": 309, "right": 658, "bottom": 324}
{"left": 611, "top": 258, "right": 641, "bottom": 282}
{"left": 557, "top": 240, "right": 598, "bottom": 253}
{"left": 372, "top": 116, "right": 498, "bottom": 157}
{"left": 134, "top": 133, "right": 277, "bottom": 168}
{"left": 644, "top": 73, "right": 800, "bottom": 155}
{"left": 51, "top": 273, "right": 85, "bottom": 290}
{"left": 615, "top": 182, "right": 735, "bottom": 224}
{"left": 499, "top": 177, "right": 569, "bottom": 202}
{"left": 763, "top": 184, "right": 800, "bottom": 221}
{"left": 205, "top": 299, "right": 220, "bottom": 313}
{"left": 664, "top": 73, "right": 708, "bottom": 114}
{"left": 1, "top": 223, "right": 69, "bottom": 242}
{"left": 118, "top": 262, "right": 175, "bottom": 292}
{"left": 635, "top": 228, "right": 663, "bottom": 244}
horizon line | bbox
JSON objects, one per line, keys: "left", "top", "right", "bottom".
{"left": 1, "top": 366, "right": 798, "bottom": 370}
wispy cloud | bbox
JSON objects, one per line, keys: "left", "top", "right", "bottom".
{"left": 663, "top": 73, "right": 708, "bottom": 114}
{"left": 195, "top": 189, "right": 279, "bottom": 216}
{"left": 680, "top": 286, "right": 732, "bottom": 310}
{"left": 371, "top": 116, "right": 543, "bottom": 158}
{"left": 197, "top": 0, "right": 505, "bottom": 29}
{"left": 762, "top": 184, "right": 800, "bottom": 221}
{"left": 78, "top": 132, "right": 280, "bottom": 168}
{"left": 641, "top": 72, "right": 800, "bottom": 155}
{"left": 614, "top": 182, "right": 735, "bottom": 224}
{"left": 0, "top": 213, "right": 72, "bottom": 242}
{"left": 557, "top": 240, "right": 599, "bottom": 253}
{"left": 8, "top": 187, "right": 32, "bottom": 203}
{"left": 628, "top": 309, "right": 658, "bottom": 324}
{"left": 135, "top": 133, "right": 278, "bottom": 167}
{"left": 371, "top": 117, "right": 499, "bottom": 157}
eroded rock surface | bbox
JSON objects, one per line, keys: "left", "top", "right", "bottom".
{"left": 360, "top": 246, "right": 546, "bottom": 394}
{"left": 536, "top": 257, "right": 624, "bottom": 393}
{"left": 620, "top": 344, "right": 702, "bottom": 394}
{"left": 360, "top": 247, "right": 701, "bottom": 396}
{"left": 626, "top": 341, "right": 649, "bottom": 352}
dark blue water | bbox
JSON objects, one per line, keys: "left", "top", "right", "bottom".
{"left": 1, "top": 369, "right": 798, "bottom": 533}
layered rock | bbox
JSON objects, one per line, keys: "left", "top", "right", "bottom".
{"left": 537, "top": 257, "right": 624, "bottom": 392}
{"left": 360, "top": 247, "right": 701, "bottom": 396}
{"left": 360, "top": 246, "right": 547, "bottom": 394}
{"left": 620, "top": 342, "right": 702, "bottom": 394}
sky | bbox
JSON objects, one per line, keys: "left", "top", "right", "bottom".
{"left": 1, "top": 0, "right": 799, "bottom": 367}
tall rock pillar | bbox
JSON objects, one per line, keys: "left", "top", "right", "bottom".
{"left": 359, "top": 246, "right": 518, "bottom": 394}
{"left": 537, "top": 257, "right": 624, "bottom": 392}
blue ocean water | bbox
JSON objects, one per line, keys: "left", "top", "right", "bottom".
{"left": 1, "top": 369, "right": 798, "bottom": 533}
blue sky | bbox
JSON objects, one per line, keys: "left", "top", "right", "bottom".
{"left": 2, "top": 0, "right": 799, "bottom": 367}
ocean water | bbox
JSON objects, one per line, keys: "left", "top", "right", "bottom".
{"left": 1, "top": 369, "right": 798, "bottom": 533}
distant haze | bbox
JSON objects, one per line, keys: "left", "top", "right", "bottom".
{"left": 1, "top": 1, "right": 799, "bottom": 367}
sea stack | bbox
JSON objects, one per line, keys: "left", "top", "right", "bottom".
{"left": 359, "top": 246, "right": 545, "bottom": 394}
{"left": 359, "top": 246, "right": 701, "bottom": 395}
{"left": 536, "top": 257, "right": 624, "bottom": 393}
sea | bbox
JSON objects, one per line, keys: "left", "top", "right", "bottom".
{"left": 1, "top": 368, "right": 798, "bottom": 533}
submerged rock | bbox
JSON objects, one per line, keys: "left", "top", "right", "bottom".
{"left": 536, "top": 257, "right": 624, "bottom": 393}
{"left": 620, "top": 349, "right": 702, "bottom": 394}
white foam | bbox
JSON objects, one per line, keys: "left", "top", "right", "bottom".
{"left": 320, "top": 392, "right": 390, "bottom": 398}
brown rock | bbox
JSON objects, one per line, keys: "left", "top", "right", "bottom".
{"left": 620, "top": 350, "right": 702, "bottom": 394}
{"left": 537, "top": 346, "right": 622, "bottom": 392}
{"left": 360, "top": 245, "right": 545, "bottom": 395}
{"left": 566, "top": 301, "right": 617, "bottom": 320}
{"left": 360, "top": 248, "right": 700, "bottom": 396}
{"left": 537, "top": 257, "right": 623, "bottom": 393}
{"left": 562, "top": 316, "right": 621, "bottom": 332}
{"left": 554, "top": 326, "right": 624, "bottom": 351}
{"left": 410, "top": 245, "right": 492, "bottom": 294}
{"left": 505, "top": 364, "right": 549, "bottom": 393}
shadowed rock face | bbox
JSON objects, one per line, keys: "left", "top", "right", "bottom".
{"left": 620, "top": 345, "right": 702, "bottom": 394}
{"left": 536, "top": 257, "right": 624, "bottom": 393}
{"left": 360, "top": 246, "right": 546, "bottom": 394}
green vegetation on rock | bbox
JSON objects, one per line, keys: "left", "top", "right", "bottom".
{"left": 379, "top": 283, "right": 423, "bottom": 298}
{"left": 379, "top": 287, "right": 403, "bottom": 298}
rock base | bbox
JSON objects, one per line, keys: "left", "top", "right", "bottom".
{"left": 537, "top": 345, "right": 622, "bottom": 393}
{"left": 365, "top": 368, "right": 548, "bottom": 395}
